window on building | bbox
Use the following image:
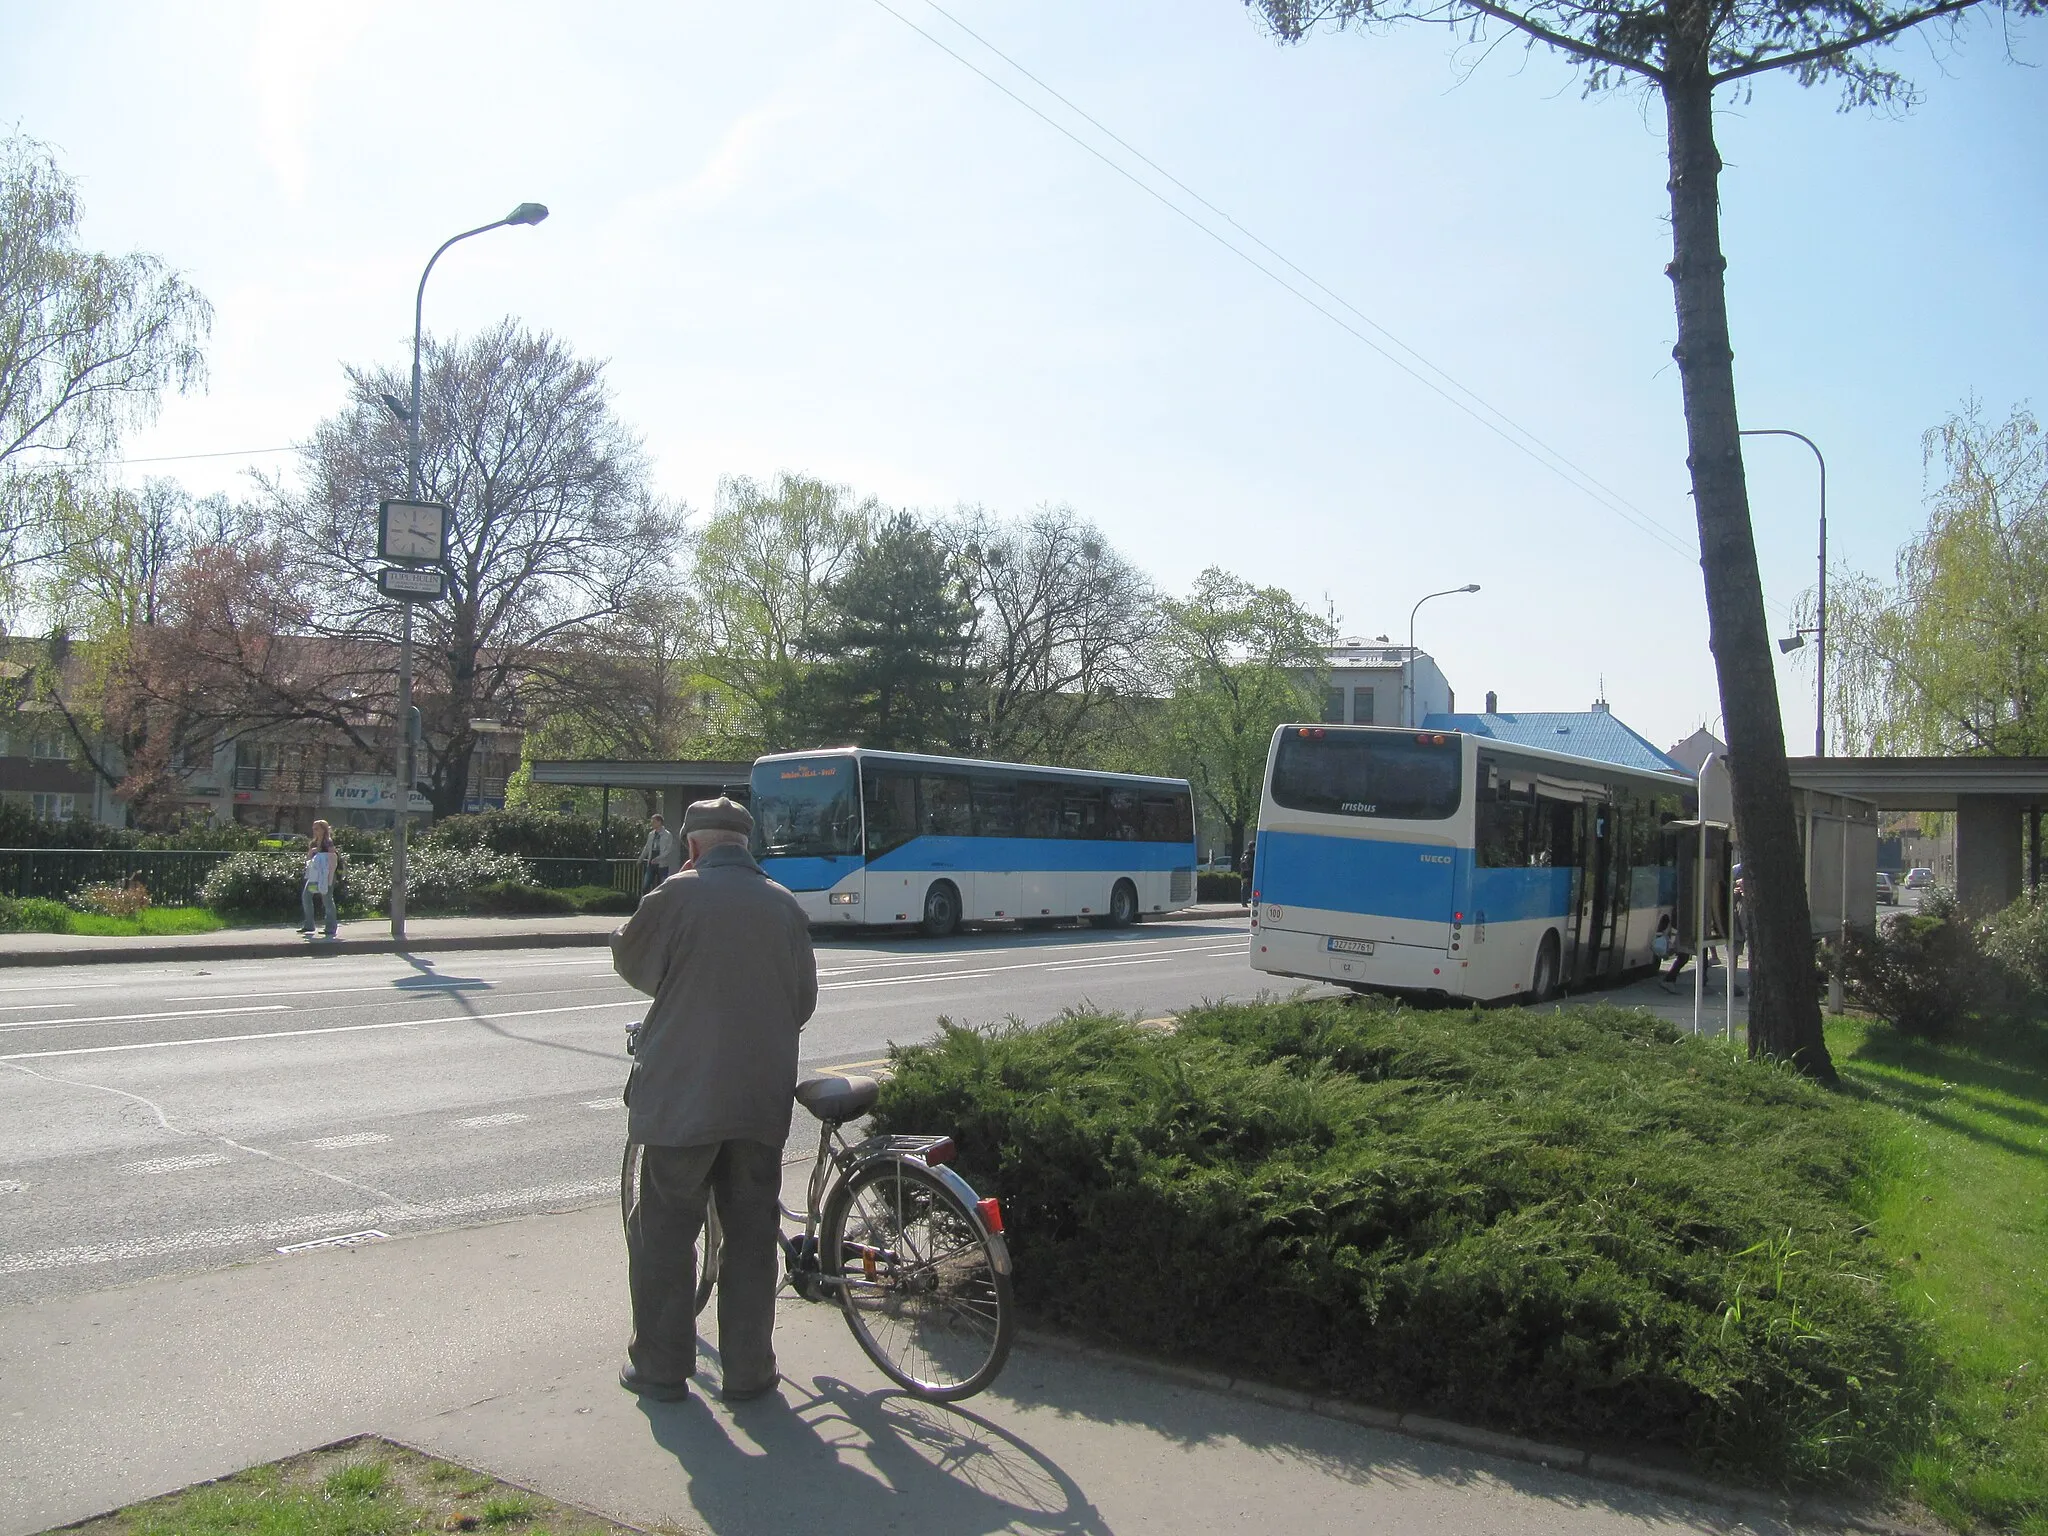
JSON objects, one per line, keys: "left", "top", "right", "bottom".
{"left": 28, "top": 726, "right": 70, "bottom": 760}
{"left": 1351, "top": 688, "right": 1374, "bottom": 724}
{"left": 1321, "top": 688, "right": 1346, "bottom": 724}
{"left": 31, "top": 792, "right": 76, "bottom": 821}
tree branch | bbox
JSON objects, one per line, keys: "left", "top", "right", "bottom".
{"left": 1710, "top": 0, "right": 1981, "bottom": 84}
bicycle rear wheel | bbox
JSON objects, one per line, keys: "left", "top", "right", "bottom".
{"left": 822, "top": 1157, "right": 1014, "bottom": 1400}
{"left": 619, "top": 1140, "right": 719, "bottom": 1316}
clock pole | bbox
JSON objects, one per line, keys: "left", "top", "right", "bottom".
{"left": 388, "top": 203, "right": 549, "bottom": 944}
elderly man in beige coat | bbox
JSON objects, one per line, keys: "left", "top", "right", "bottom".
{"left": 611, "top": 795, "right": 817, "bottom": 1402}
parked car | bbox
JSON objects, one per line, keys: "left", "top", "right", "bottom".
{"left": 1876, "top": 872, "right": 1896, "bottom": 905}
{"left": 1903, "top": 867, "right": 1936, "bottom": 889}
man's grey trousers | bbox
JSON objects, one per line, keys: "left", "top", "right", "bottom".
{"left": 625, "top": 1139, "right": 783, "bottom": 1391}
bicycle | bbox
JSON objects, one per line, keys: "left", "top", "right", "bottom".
{"left": 619, "top": 1070, "right": 1016, "bottom": 1401}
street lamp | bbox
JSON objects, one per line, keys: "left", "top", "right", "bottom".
{"left": 387, "top": 202, "right": 549, "bottom": 944}
{"left": 1741, "top": 427, "right": 1827, "bottom": 757}
{"left": 1407, "top": 584, "right": 1480, "bottom": 727}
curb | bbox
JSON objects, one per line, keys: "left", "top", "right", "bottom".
{"left": 0, "top": 929, "right": 617, "bottom": 968}
{"left": 1014, "top": 1328, "right": 1935, "bottom": 1536}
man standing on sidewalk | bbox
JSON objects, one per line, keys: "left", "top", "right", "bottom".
{"left": 610, "top": 796, "right": 817, "bottom": 1403}
{"left": 638, "top": 813, "right": 677, "bottom": 895}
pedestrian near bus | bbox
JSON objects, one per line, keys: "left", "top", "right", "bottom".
{"left": 610, "top": 795, "right": 818, "bottom": 1403}
{"left": 639, "top": 813, "right": 677, "bottom": 894}
{"left": 299, "top": 819, "right": 340, "bottom": 940}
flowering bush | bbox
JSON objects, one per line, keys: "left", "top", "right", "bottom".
{"left": 350, "top": 846, "right": 530, "bottom": 913}
{"left": 71, "top": 881, "right": 151, "bottom": 919}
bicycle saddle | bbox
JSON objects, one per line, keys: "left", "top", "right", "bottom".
{"left": 795, "top": 1073, "right": 880, "bottom": 1124}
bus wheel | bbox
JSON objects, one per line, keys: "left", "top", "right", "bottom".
{"left": 1531, "top": 933, "right": 1561, "bottom": 1004}
{"left": 1108, "top": 879, "right": 1139, "bottom": 928}
{"left": 921, "top": 881, "right": 961, "bottom": 939}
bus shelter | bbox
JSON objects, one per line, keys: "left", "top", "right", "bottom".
{"left": 526, "top": 759, "right": 755, "bottom": 830}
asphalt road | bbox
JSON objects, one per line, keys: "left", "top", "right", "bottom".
{"left": 0, "top": 916, "right": 1261, "bottom": 1307}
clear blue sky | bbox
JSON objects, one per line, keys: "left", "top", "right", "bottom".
{"left": 6, "top": 0, "right": 2042, "bottom": 751}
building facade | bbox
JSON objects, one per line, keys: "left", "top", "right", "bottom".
{"left": 1314, "top": 639, "right": 1454, "bottom": 729}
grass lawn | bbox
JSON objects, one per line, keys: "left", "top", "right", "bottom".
{"left": 1832, "top": 1011, "right": 2048, "bottom": 1531}
{"left": 62, "top": 1436, "right": 631, "bottom": 1536}
{"left": 0, "top": 900, "right": 225, "bottom": 937}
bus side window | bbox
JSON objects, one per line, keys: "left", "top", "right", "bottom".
{"left": 1540, "top": 799, "right": 1580, "bottom": 869}
{"left": 919, "top": 775, "right": 972, "bottom": 838}
{"left": 1018, "top": 780, "right": 1061, "bottom": 839}
{"left": 1061, "top": 786, "right": 1107, "bottom": 839}
{"left": 1140, "top": 795, "right": 1182, "bottom": 843}
{"left": 1475, "top": 782, "right": 1530, "bottom": 868}
{"left": 1108, "top": 789, "right": 1142, "bottom": 841}
{"left": 864, "top": 770, "right": 918, "bottom": 857}
{"left": 972, "top": 776, "right": 1019, "bottom": 838}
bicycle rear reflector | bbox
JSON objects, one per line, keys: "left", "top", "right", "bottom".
{"left": 977, "top": 1197, "right": 1005, "bottom": 1234}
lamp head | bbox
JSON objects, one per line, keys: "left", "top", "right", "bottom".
{"left": 1778, "top": 634, "right": 1807, "bottom": 654}
{"left": 379, "top": 392, "right": 412, "bottom": 426}
{"left": 504, "top": 202, "right": 549, "bottom": 227}
{"left": 1461, "top": 583, "right": 1481, "bottom": 593}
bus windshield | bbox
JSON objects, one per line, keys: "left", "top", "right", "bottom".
{"left": 750, "top": 756, "right": 862, "bottom": 857}
{"left": 1269, "top": 730, "right": 1463, "bottom": 821}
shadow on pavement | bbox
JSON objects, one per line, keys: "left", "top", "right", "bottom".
{"left": 636, "top": 1373, "right": 1109, "bottom": 1535}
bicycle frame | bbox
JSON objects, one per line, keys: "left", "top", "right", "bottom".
{"left": 778, "top": 1126, "right": 1013, "bottom": 1298}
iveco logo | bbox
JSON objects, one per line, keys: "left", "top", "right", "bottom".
{"left": 1419, "top": 854, "right": 1452, "bottom": 865}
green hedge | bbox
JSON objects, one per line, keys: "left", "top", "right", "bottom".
{"left": 420, "top": 808, "right": 636, "bottom": 861}
{"left": 1196, "top": 871, "right": 1242, "bottom": 904}
{"left": 871, "top": 998, "right": 1928, "bottom": 1490}
{"left": 200, "top": 852, "right": 369, "bottom": 918}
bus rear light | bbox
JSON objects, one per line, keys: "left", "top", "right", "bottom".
{"left": 977, "top": 1197, "right": 1005, "bottom": 1234}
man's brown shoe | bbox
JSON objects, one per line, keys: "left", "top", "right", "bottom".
{"left": 619, "top": 1363, "right": 690, "bottom": 1402}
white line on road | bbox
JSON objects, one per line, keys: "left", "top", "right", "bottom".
{"left": 456, "top": 1112, "right": 527, "bottom": 1128}
{"left": 0, "top": 1005, "right": 292, "bottom": 1034}
{"left": 0, "top": 1179, "right": 614, "bottom": 1274}
{"left": 123, "top": 1153, "right": 230, "bottom": 1173}
{"left": 1043, "top": 954, "right": 1179, "bottom": 974}
{"left": 0, "top": 998, "right": 642, "bottom": 1062}
{"left": 168, "top": 983, "right": 501, "bottom": 1003}
{"left": 582, "top": 1099, "right": 620, "bottom": 1109}
{"left": 292, "top": 1132, "right": 392, "bottom": 1150}
{"left": 818, "top": 939, "right": 1243, "bottom": 993}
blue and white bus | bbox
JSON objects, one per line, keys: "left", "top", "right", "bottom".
{"left": 1250, "top": 725, "right": 1694, "bottom": 1002}
{"left": 748, "top": 748, "right": 1198, "bottom": 935}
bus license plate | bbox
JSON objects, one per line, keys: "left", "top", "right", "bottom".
{"left": 1326, "top": 937, "right": 1374, "bottom": 956}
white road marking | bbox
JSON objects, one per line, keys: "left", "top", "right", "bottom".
{"left": 1043, "top": 955, "right": 1179, "bottom": 974}
{"left": 124, "top": 1153, "right": 230, "bottom": 1174}
{"left": 293, "top": 1131, "right": 391, "bottom": 1150}
{"left": 0, "top": 998, "right": 643, "bottom": 1061}
{"left": 168, "top": 983, "right": 499, "bottom": 1002}
{"left": 457, "top": 1112, "right": 526, "bottom": 1128}
{"left": 0, "top": 1179, "right": 614, "bottom": 1274}
{"left": 818, "top": 939, "right": 1243, "bottom": 992}
{"left": 582, "top": 1099, "right": 620, "bottom": 1109}
{"left": 277, "top": 1229, "right": 387, "bottom": 1254}
{"left": 0, "top": 1005, "right": 291, "bottom": 1034}
{"left": 0, "top": 1179, "right": 25, "bottom": 1193}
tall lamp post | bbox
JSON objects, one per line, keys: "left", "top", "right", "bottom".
{"left": 385, "top": 202, "right": 548, "bottom": 944}
{"left": 1407, "top": 584, "right": 1480, "bottom": 727}
{"left": 1741, "top": 427, "right": 1827, "bottom": 758}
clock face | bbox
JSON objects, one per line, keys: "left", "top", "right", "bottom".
{"left": 379, "top": 500, "right": 446, "bottom": 562}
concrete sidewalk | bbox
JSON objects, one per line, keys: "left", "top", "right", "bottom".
{"left": 2, "top": 1201, "right": 1837, "bottom": 1536}
{"left": 0, "top": 907, "right": 1251, "bottom": 968}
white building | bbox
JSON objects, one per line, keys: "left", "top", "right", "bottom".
{"left": 1315, "top": 637, "right": 1453, "bottom": 728}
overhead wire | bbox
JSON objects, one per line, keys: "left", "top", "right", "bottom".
{"left": 867, "top": 0, "right": 1703, "bottom": 566}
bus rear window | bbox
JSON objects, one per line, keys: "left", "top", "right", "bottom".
{"left": 1269, "top": 732, "right": 1462, "bottom": 821}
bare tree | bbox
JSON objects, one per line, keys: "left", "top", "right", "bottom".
{"left": 275, "top": 320, "right": 679, "bottom": 814}
{"left": 950, "top": 505, "right": 1160, "bottom": 764}
{"left": 0, "top": 134, "right": 210, "bottom": 610}
{"left": 1245, "top": 0, "right": 2041, "bottom": 1078}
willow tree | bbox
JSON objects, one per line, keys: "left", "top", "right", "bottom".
{"left": 1248, "top": 0, "right": 2039, "bottom": 1080}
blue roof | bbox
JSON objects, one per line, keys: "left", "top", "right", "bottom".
{"left": 1419, "top": 710, "right": 1689, "bottom": 778}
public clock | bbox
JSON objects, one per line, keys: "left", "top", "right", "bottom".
{"left": 377, "top": 499, "right": 449, "bottom": 564}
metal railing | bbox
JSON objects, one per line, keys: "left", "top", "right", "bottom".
{"left": 524, "top": 856, "right": 641, "bottom": 893}
{"left": 0, "top": 848, "right": 238, "bottom": 907}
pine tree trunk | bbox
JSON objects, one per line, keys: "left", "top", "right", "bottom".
{"left": 1662, "top": 66, "right": 1835, "bottom": 1082}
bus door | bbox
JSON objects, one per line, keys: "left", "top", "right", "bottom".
{"left": 1537, "top": 792, "right": 1588, "bottom": 976}
{"left": 1574, "top": 798, "right": 1622, "bottom": 985}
